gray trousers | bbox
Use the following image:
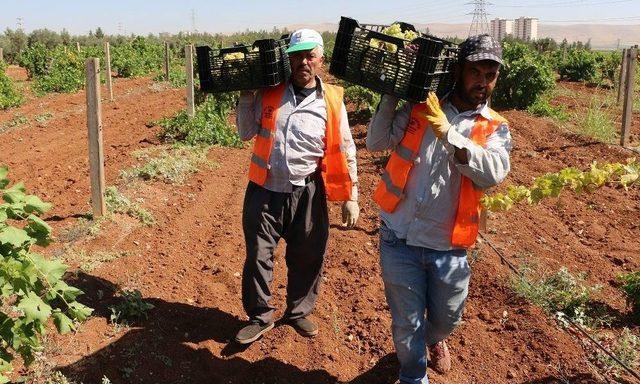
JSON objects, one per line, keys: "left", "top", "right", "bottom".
{"left": 241, "top": 176, "right": 329, "bottom": 324}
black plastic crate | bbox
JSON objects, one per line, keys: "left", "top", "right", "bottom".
{"left": 330, "top": 17, "right": 458, "bottom": 103}
{"left": 196, "top": 38, "right": 291, "bottom": 93}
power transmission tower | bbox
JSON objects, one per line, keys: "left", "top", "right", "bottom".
{"left": 467, "top": 0, "right": 490, "bottom": 37}
{"left": 117, "top": 22, "right": 123, "bottom": 35}
{"left": 191, "top": 9, "right": 198, "bottom": 34}
{"left": 17, "top": 17, "right": 24, "bottom": 31}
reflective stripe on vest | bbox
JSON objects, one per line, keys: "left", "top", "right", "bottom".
{"left": 247, "top": 83, "right": 284, "bottom": 185}
{"left": 372, "top": 103, "right": 429, "bottom": 213}
{"left": 451, "top": 111, "right": 505, "bottom": 248}
{"left": 248, "top": 82, "right": 352, "bottom": 201}
{"left": 373, "top": 104, "right": 506, "bottom": 248}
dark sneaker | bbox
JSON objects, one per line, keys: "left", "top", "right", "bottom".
{"left": 428, "top": 340, "right": 451, "bottom": 374}
{"left": 235, "top": 321, "right": 274, "bottom": 344}
{"left": 286, "top": 317, "right": 319, "bottom": 337}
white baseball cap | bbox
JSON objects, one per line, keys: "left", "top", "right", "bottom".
{"left": 286, "top": 29, "right": 324, "bottom": 54}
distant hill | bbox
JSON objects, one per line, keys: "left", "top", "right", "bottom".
{"left": 287, "top": 22, "right": 640, "bottom": 50}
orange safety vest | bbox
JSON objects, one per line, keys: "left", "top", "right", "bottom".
{"left": 373, "top": 104, "right": 507, "bottom": 248}
{"left": 247, "top": 82, "right": 353, "bottom": 201}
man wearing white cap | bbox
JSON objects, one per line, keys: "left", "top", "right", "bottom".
{"left": 234, "top": 29, "right": 359, "bottom": 344}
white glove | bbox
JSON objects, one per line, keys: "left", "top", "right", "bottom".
{"left": 341, "top": 200, "right": 360, "bottom": 228}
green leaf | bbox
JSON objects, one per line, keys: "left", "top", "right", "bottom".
{"left": 0, "top": 283, "right": 13, "bottom": 298}
{"left": 5, "top": 202, "right": 26, "bottom": 219}
{"left": 16, "top": 340, "right": 36, "bottom": 366}
{"left": 25, "top": 215, "right": 51, "bottom": 247}
{"left": 0, "top": 347, "right": 12, "bottom": 378}
{"left": 2, "top": 182, "right": 25, "bottom": 204}
{"left": 620, "top": 173, "right": 638, "bottom": 189}
{"left": 30, "top": 254, "right": 67, "bottom": 283}
{"left": 0, "top": 227, "right": 30, "bottom": 248}
{"left": 67, "top": 302, "right": 93, "bottom": 322}
{"left": 0, "top": 209, "right": 7, "bottom": 223}
{"left": 54, "top": 280, "right": 83, "bottom": 302}
{"left": 0, "top": 313, "right": 15, "bottom": 344}
{"left": 23, "top": 195, "right": 52, "bottom": 215}
{"left": 52, "top": 310, "right": 75, "bottom": 334}
{"left": 0, "top": 166, "right": 8, "bottom": 190}
{"left": 17, "top": 292, "right": 52, "bottom": 325}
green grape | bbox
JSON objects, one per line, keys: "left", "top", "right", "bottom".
{"left": 224, "top": 52, "right": 245, "bottom": 60}
{"left": 371, "top": 23, "right": 421, "bottom": 53}
{"left": 382, "top": 24, "right": 403, "bottom": 38}
{"left": 404, "top": 30, "right": 418, "bottom": 41}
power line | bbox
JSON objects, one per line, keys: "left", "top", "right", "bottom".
{"left": 494, "top": 0, "right": 633, "bottom": 7}
{"left": 543, "top": 15, "right": 640, "bottom": 22}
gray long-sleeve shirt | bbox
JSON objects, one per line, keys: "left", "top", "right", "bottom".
{"left": 236, "top": 77, "right": 358, "bottom": 199}
{"left": 367, "top": 95, "right": 512, "bottom": 250}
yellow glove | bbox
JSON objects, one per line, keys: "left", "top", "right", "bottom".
{"left": 341, "top": 200, "right": 359, "bottom": 228}
{"left": 423, "top": 92, "right": 451, "bottom": 140}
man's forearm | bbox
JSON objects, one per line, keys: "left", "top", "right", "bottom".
{"left": 366, "top": 95, "right": 406, "bottom": 152}
{"left": 445, "top": 124, "right": 512, "bottom": 188}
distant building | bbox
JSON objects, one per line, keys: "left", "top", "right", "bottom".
{"left": 491, "top": 17, "right": 538, "bottom": 41}
{"left": 514, "top": 17, "right": 538, "bottom": 40}
{"left": 490, "top": 18, "right": 513, "bottom": 41}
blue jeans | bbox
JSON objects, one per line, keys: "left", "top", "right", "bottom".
{"left": 379, "top": 224, "right": 470, "bottom": 384}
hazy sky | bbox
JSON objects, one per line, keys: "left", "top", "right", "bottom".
{"left": 1, "top": 0, "right": 638, "bottom": 35}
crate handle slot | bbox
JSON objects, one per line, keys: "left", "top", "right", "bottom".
{"left": 218, "top": 46, "right": 251, "bottom": 57}
{"left": 365, "top": 30, "right": 409, "bottom": 48}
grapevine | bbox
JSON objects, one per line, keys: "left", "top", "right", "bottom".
{"left": 482, "top": 158, "right": 640, "bottom": 212}
{"left": 0, "top": 166, "right": 92, "bottom": 382}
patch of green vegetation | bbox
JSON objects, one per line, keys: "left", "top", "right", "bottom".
{"left": 59, "top": 246, "right": 129, "bottom": 272}
{"left": 152, "top": 61, "right": 187, "bottom": 88}
{"left": 512, "top": 265, "right": 609, "bottom": 327}
{"left": 618, "top": 271, "right": 640, "bottom": 324}
{"left": 596, "top": 328, "right": 639, "bottom": 376}
{"left": 105, "top": 186, "right": 155, "bottom": 226}
{"left": 0, "top": 60, "right": 23, "bottom": 110}
{"left": 575, "top": 96, "right": 617, "bottom": 143}
{"left": 35, "top": 111, "right": 54, "bottom": 126}
{"left": 527, "top": 96, "right": 569, "bottom": 122}
{"left": 120, "top": 145, "right": 212, "bottom": 184}
{"left": 157, "top": 92, "right": 242, "bottom": 147}
{"left": 344, "top": 85, "right": 381, "bottom": 117}
{"left": 57, "top": 216, "right": 107, "bottom": 242}
{"left": 44, "top": 371, "right": 76, "bottom": 384}
{"left": 109, "top": 289, "right": 155, "bottom": 325}
{"left": 2, "top": 113, "right": 28, "bottom": 132}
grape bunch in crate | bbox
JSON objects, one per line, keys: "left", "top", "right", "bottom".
{"left": 329, "top": 17, "right": 458, "bottom": 103}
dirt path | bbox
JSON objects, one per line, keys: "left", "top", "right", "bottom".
{"left": 1, "top": 75, "right": 638, "bottom": 383}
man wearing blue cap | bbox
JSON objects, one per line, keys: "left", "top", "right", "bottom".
{"left": 234, "top": 29, "right": 359, "bottom": 344}
{"left": 367, "top": 34, "right": 512, "bottom": 383}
